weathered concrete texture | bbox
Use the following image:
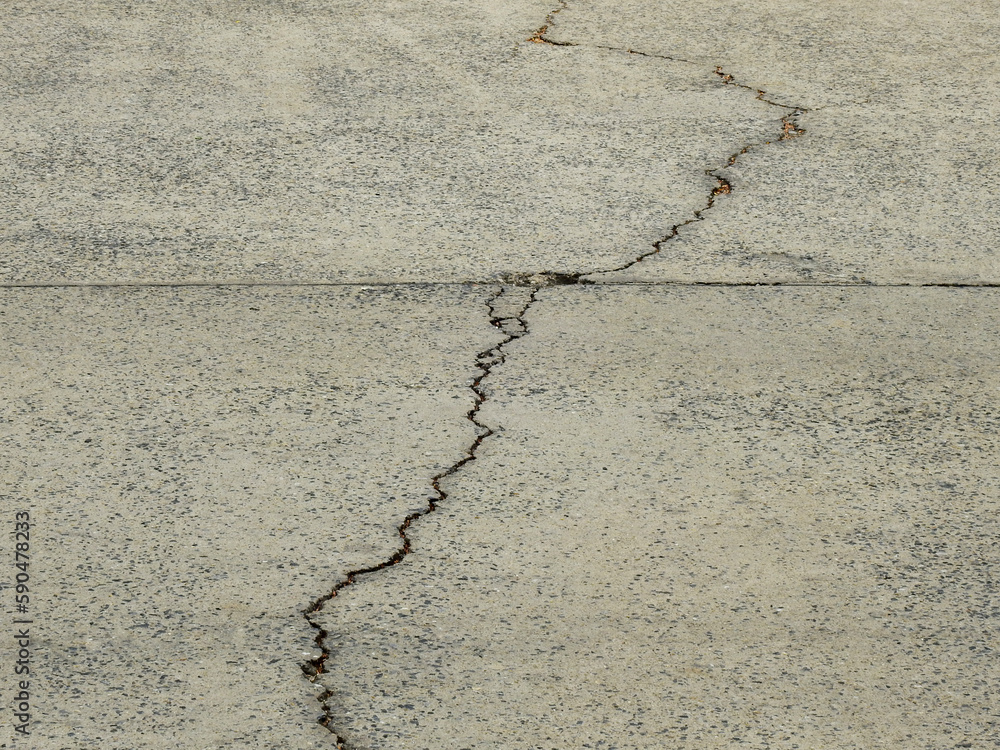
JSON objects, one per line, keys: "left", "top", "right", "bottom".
{"left": 4, "top": 0, "right": 999, "bottom": 748}
{"left": 552, "top": 0, "right": 1000, "bottom": 284}
{"left": 593, "top": 97, "right": 1000, "bottom": 285}
{"left": 320, "top": 286, "right": 1000, "bottom": 749}
{"left": 0, "top": 0, "right": 778, "bottom": 284}
{"left": 0, "top": 285, "right": 500, "bottom": 748}
{"left": 544, "top": 0, "right": 999, "bottom": 109}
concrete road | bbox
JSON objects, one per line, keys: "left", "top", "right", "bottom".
{"left": 1, "top": 1, "right": 997, "bottom": 749}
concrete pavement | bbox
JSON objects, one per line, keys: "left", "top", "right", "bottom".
{"left": 1, "top": 1, "right": 998, "bottom": 748}
{"left": 0, "top": 285, "right": 500, "bottom": 748}
{"left": 323, "top": 286, "right": 1000, "bottom": 748}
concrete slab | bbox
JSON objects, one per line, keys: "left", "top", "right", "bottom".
{"left": 319, "top": 285, "right": 1000, "bottom": 749}
{"left": 594, "top": 94, "right": 1000, "bottom": 285}
{"left": 0, "top": 284, "right": 500, "bottom": 748}
{"left": 0, "top": 0, "right": 778, "bottom": 284}
{"left": 546, "top": 0, "right": 1000, "bottom": 284}
{"left": 544, "top": 0, "right": 1000, "bottom": 109}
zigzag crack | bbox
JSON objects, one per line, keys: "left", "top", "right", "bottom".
{"left": 584, "top": 65, "right": 807, "bottom": 279}
{"left": 528, "top": 0, "right": 574, "bottom": 45}
{"left": 306, "top": 7, "right": 811, "bottom": 745}
{"left": 522, "top": 6, "right": 808, "bottom": 279}
{"left": 302, "top": 285, "right": 537, "bottom": 746}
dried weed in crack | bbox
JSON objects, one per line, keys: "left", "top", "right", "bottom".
{"left": 301, "top": 285, "right": 538, "bottom": 745}
{"left": 714, "top": 66, "right": 807, "bottom": 140}
{"left": 528, "top": 0, "right": 575, "bottom": 45}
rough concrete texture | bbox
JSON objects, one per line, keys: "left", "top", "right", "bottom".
{"left": 0, "top": 285, "right": 500, "bottom": 748}
{"left": 550, "top": 0, "right": 1000, "bottom": 284}
{"left": 321, "top": 286, "right": 1000, "bottom": 749}
{"left": 2, "top": 0, "right": 998, "bottom": 748}
{"left": 0, "top": 0, "right": 779, "bottom": 284}
{"left": 595, "top": 99, "right": 1000, "bottom": 285}
{"left": 543, "top": 0, "right": 998, "bottom": 108}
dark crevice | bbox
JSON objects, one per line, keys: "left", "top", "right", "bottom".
{"left": 301, "top": 6, "right": 940, "bottom": 747}
{"left": 302, "top": 285, "right": 537, "bottom": 746}
{"left": 520, "top": 5, "right": 809, "bottom": 281}
{"left": 303, "top": 57, "right": 808, "bottom": 735}
{"left": 495, "top": 270, "right": 591, "bottom": 287}
{"left": 597, "top": 44, "right": 692, "bottom": 64}
{"left": 583, "top": 66, "right": 807, "bottom": 281}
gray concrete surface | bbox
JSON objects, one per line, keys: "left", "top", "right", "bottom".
{"left": 596, "top": 96, "right": 1000, "bottom": 285}
{"left": 1, "top": 0, "right": 778, "bottom": 284}
{"left": 1, "top": 0, "right": 998, "bottom": 748}
{"left": 0, "top": 285, "right": 500, "bottom": 748}
{"left": 321, "top": 286, "right": 1000, "bottom": 748}
{"left": 556, "top": 0, "right": 1000, "bottom": 284}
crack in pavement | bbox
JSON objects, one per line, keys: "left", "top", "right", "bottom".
{"left": 527, "top": 0, "right": 574, "bottom": 46}
{"left": 597, "top": 44, "right": 692, "bottom": 63}
{"left": 490, "top": 70, "right": 805, "bottom": 288}
{"left": 522, "top": 4, "right": 809, "bottom": 282}
{"left": 295, "top": 10, "right": 997, "bottom": 735}
{"left": 580, "top": 66, "right": 806, "bottom": 281}
{"left": 304, "top": 6, "right": 814, "bottom": 746}
{"left": 301, "top": 285, "right": 536, "bottom": 746}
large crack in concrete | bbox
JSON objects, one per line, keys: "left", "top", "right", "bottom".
{"left": 301, "top": 284, "right": 537, "bottom": 747}
{"left": 525, "top": 4, "right": 809, "bottom": 282}
{"left": 302, "top": 3, "right": 814, "bottom": 745}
